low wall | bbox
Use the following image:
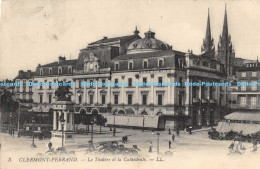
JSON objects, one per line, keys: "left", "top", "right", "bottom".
{"left": 103, "top": 115, "right": 159, "bottom": 128}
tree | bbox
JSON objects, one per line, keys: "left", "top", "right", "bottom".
{"left": 0, "top": 89, "right": 18, "bottom": 129}
{"left": 95, "top": 114, "right": 107, "bottom": 134}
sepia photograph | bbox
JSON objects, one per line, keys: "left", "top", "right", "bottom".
{"left": 0, "top": 0, "right": 260, "bottom": 169}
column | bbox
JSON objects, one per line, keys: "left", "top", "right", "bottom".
{"left": 108, "top": 78, "right": 111, "bottom": 104}
{"left": 167, "top": 76, "right": 171, "bottom": 105}
{"left": 185, "top": 77, "right": 190, "bottom": 116}
{"left": 83, "top": 79, "right": 86, "bottom": 103}
{"left": 64, "top": 111, "right": 67, "bottom": 131}
{"left": 150, "top": 76, "right": 154, "bottom": 104}
{"left": 53, "top": 111, "right": 57, "bottom": 130}
{"left": 199, "top": 79, "right": 202, "bottom": 99}
{"left": 58, "top": 111, "right": 62, "bottom": 131}
{"left": 95, "top": 78, "right": 98, "bottom": 104}
{"left": 69, "top": 112, "right": 73, "bottom": 131}
{"left": 73, "top": 79, "right": 76, "bottom": 103}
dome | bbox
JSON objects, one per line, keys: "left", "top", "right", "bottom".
{"left": 127, "top": 30, "right": 172, "bottom": 54}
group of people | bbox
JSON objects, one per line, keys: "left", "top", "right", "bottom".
{"left": 228, "top": 131, "right": 258, "bottom": 155}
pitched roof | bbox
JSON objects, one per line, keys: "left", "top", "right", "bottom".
{"left": 15, "top": 72, "right": 35, "bottom": 79}
{"left": 225, "top": 111, "right": 260, "bottom": 122}
{"left": 39, "top": 59, "right": 78, "bottom": 68}
{"left": 89, "top": 34, "right": 140, "bottom": 45}
{"left": 112, "top": 50, "right": 184, "bottom": 61}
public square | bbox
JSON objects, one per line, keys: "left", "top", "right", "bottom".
{"left": 1, "top": 127, "right": 260, "bottom": 169}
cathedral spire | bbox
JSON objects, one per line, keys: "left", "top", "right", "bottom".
{"left": 201, "top": 8, "right": 215, "bottom": 58}
{"left": 222, "top": 4, "right": 229, "bottom": 40}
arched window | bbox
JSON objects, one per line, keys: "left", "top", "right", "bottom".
{"left": 158, "top": 59, "right": 164, "bottom": 68}
{"left": 143, "top": 59, "right": 148, "bottom": 68}
{"left": 58, "top": 67, "right": 62, "bottom": 74}
{"left": 40, "top": 69, "right": 43, "bottom": 76}
{"left": 68, "top": 66, "right": 72, "bottom": 74}
{"left": 156, "top": 112, "right": 163, "bottom": 116}
{"left": 49, "top": 68, "right": 52, "bottom": 75}
{"left": 128, "top": 61, "right": 134, "bottom": 70}
{"left": 115, "top": 62, "right": 119, "bottom": 71}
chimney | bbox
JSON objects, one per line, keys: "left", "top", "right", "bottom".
{"left": 19, "top": 70, "right": 24, "bottom": 75}
{"left": 27, "top": 70, "right": 32, "bottom": 77}
{"left": 58, "top": 56, "right": 66, "bottom": 64}
{"left": 103, "top": 36, "right": 108, "bottom": 40}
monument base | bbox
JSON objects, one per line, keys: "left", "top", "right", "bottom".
{"left": 51, "top": 131, "right": 76, "bottom": 148}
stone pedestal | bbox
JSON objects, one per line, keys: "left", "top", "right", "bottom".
{"left": 51, "top": 101, "right": 75, "bottom": 148}
{"left": 51, "top": 131, "right": 75, "bottom": 148}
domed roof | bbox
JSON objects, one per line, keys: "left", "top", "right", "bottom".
{"left": 127, "top": 30, "right": 172, "bottom": 54}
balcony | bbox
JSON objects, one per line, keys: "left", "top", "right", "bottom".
{"left": 209, "top": 99, "right": 216, "bottom": 104}
{"left": 201, "top": 99, "right": 208, "bottom": 104}
{"left": 193, "top": 98, "right": 200, "bottom": 103}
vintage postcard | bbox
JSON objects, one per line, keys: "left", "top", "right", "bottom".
{"left": 0, "top": 0, "right": 260, "bottom": 169}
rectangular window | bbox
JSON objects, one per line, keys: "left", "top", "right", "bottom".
{"left": 40, "top": 85, "right": 43, "bottom": 90}
{"left": 49, "top": 94, "right": 52, "bottom": 103}
{"left": 252, "top": 72, "right": 257, "bottom": 77}
{"left": 143, "top": 77, "right": 147, "bottom": 84}
{"left": 128, "top": 94, "right": 132, "bottom": 105}
{"left": 158, "top": 77, "right": 163, "bottom": 85}
{"left": 179, "top": 77, "right": 183, "bottom": 86}
{"left": 158, "top": 94, "right": 163, "bottom": 105}
{"left": 29, "top": 86, "right": 32, "bottom": 92}
{"left": 102, "top": 95, "right": 106, "bottom": 104}
{"left": 23, "top": 86, "right": 26, "bottom": 92}
{"left": 251, "top": 97, "right": 257, "bottom": 108}
{"left": 179, "top": 95, "right": 183, "bottom": 106}
{"left": 102, "top": 79, "right": 106, "bottom": 87}
{"left": 79, "top": 80, "right": 81, "bottom": 88}
{"left": 142, "top": 94, "right": 147, "bottom": 105}
{"left": 114, "top": 79, "right": 118, "bottom": 87}
{"left": 241, "top": 83, "right": 246, "bottom": 91}
{"left": 16, "top": 86, "right": 20, "bottom": 92}
{"left": 49, "top": 84, "right": 52, "bottom": 89}
{"left": 240, "top": 97, "right": 246, "bottom": 107}
{"left": 40, "top": 94, "right": 43, "bottom": 103}
{"left": 89, "top": 95, "right": 93, "bottom": 104}
{"left": 251, "top": 81, "right": 257, "bottom": 91}
{"left": 128, "top": 78, "right": 132, "bottom": 87}
{"left": 114, "top": 95, "right": 118, "bottom": 105}
{"left": 29, "top": 94, "right": 32, "bottom": 101}
{"left": 90, "top": 80, "right": 93, "bottom": 88}
{"left": 78, "top": 95, "right": 82, "bottom": 104}
{"left": 241, "top": 72, "right": 246, "bottom": 77}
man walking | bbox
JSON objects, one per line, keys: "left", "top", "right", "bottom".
{"left": 169, "top": 141, "right": 172, "bottom": 149}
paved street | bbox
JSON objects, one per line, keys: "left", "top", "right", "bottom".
{"left": 1, "top": 126, "right": 260, "bottom": 169}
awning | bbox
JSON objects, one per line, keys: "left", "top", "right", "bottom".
{"left": 225, "top": 111, "right": 260, "bottom": 122}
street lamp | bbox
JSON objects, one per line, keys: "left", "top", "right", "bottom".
{"left": 9, "top": 113, "right": 12, "bottom": 135}
{"left": 90, "top": 118, "right": 94, "bottom": 148}
{"left": 60, "top": 116, "right": 65, "bottom": 148}
{"left": 113, "top": 112, "right": 116, "bottom": 136}
{"left": 157, "top": 132, "right": 160, "bottom": 154}
{"left": 142, "top": 114, "right": 145, "bottom": 132}
{"left": 31, "top": 117, "right": 36, "bottom": 148}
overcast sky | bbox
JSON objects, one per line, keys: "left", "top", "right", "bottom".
{"left": 0, "top": 0, "right": 260, "bottom": 79}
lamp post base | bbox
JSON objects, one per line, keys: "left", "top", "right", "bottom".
{"left": 31, "top": 144, "right": 36, "bottom": 148}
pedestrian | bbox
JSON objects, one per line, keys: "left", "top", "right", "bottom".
{"left": 48, "top": 141, "right": 52, "bottom": 151}
{"left": 188, "top": 126, "right": 192, "bottom": 135}
{"left": 148, "top": 142, "right": 153, "bottom": 153}
{"left": 17, "top": 131, "right": 20, "bottom": 138}
{"left": 252, "top": 137, "right": 258, "bottom": 152}
{"left": 169, "top": 141, "right": 172, "bottom": 149}
{"left": 12, "top": 130, "right": 14, "bottom": 137}
{"left": 228, "top": 141, "right": 234, "bottom": 154}
{"left": 168, "top": 128, "right": 171, "bottom": 135}
{"left": 172, "top": 134, "right": 175, "bottom": 141}
{"left": 176, "top": 128, "right": 179, "bottom": 136}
